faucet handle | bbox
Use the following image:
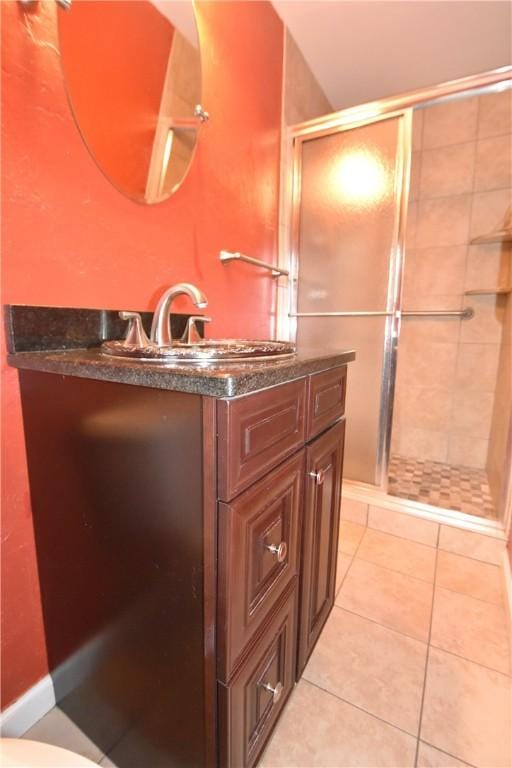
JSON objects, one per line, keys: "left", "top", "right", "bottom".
{"left": 119, "top": 311, "right": 151, "bottom": 347}
{"left": 180, "top": 315, "right": 212, "bottom": 345}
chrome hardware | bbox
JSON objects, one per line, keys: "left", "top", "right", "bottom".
{"left": 309, "top": 469, "right": 325, "bottom": 485}
{"left": 150, "top": 283, "right": 208, "bottom": 347}
{"left": 401, "top": 308, "right": 474, "bottom": 320}
{"left": 290, "top": 311, "right": 393, "bottom": 318}
{"left": 290, "top": 308, "right": 474, "bottom": 319}
{"left": 119, "top": 311, "right": 150, "bottom": 347}
{"left": 194, "top": 104, "right": 210, "bottom": 123}
{"left": 180, "top": 315, "right": 212, "bottom": 345}
{"left": 220, "top": 250, "right": 289, "bottom": 278}
{"left": 265, "top": 541, "right": 287, "bottom": 563}
{"left": 168, "top": 107, "right": 210, "bottom": 132}
{"left": 260, "top": 680, "right": 283, "bottom": 704}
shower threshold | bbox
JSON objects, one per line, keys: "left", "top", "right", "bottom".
{"left": 388, "top": 455, "right": 497, "bottom": 521}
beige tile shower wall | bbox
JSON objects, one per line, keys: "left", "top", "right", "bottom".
{"left": 393, "top": 89, "right": 511, "bottom": 474}
{"left": 283, "top": 31, "right": 333, "bottom": 126}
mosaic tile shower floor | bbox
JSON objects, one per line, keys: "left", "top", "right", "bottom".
{"left": 388, "top": 455, "right": 497, "bottom": 520}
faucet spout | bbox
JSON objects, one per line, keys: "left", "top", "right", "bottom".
{"left": 150, "top": 282, "right": 208, "bottom": 346}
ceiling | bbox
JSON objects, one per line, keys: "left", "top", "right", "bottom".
{"left": 272, "top": 1, "right": 512, "bottom": 110}
{"left": 150, "top": 1, "right": 198, "bottom": 46}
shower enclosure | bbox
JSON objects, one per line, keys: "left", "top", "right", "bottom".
{"left": 283, "top": 68, "right": 512, "bottom": 528}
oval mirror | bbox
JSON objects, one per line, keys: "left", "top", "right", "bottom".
{"left": 58, "top": 0, "right": 203, "bottom": 204}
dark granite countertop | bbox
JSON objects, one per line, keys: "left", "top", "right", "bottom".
{"left": 8, "top": 347, "right": 356, "bottom": 398}
{"left": 4, "top": 304, "right": 355, "bottom": 397}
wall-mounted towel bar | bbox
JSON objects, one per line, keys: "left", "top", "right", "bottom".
{"left": 289, "top": 311, "right": 393, "bottom": 317}
{"left": 219, "top": 250, "right": 289, "bottom": 278}
{"left": 401, "top": 308, "right": 474, "bottom": 319}
{"left": 290, "top": 307, "right": 474, "bottom": 319}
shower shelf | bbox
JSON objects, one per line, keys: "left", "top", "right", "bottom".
{"left": 464, "top": 287, "right": 511, "bottom": 295}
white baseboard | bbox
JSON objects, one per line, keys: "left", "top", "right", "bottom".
{"left": 0, "top": 608, "right": 126, "bottom": 739}
{"left": 0, "top": 674, "right": 55, "bottom": 737}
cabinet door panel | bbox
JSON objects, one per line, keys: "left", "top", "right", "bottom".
{"left": 217, "top": 379, "right": 307, "bottom": 501}
{"left": 219, "top": 585, "right": 297, "bottom": 768}
{"left": 307, "top": 366, "right": 346, "bottom": 440}
{"left": 218, "top": 452, "right": 303, "bottom": 682}
{"left": 297, "top": 420, "right": 345, "bottom": 675}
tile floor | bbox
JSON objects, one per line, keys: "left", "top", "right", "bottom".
{"left": 260, "top": 519, "right": 511, "bottom": 768}
{"left": 21, "top": 514, "right": 511, "bottom": 768}
{"left": 388, "top": 455, "right": 496, "bottom": 520}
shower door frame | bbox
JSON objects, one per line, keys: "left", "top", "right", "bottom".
{"left": 287, "top": 109, "right": 411, "bottom": 489}
{"left": 279, "top": 66, "right": 512, "bottom": 526}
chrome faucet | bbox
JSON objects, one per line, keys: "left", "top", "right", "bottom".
{"left": 150, "top": 282, "right": 208, "bottom": 346}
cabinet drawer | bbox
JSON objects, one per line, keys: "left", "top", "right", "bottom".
{"left": 217, "top": 379, "right": 307, "bottom": 501}
{"left": 218, "top": 451, "right": 303, "bottom": 682}
{"left": 307, "top": 366, "right": 346, "bottom": 440}
{"left": 219, "top": 585, "right": 297, "bottom": 768}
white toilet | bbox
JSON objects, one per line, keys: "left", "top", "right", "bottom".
{"left": 0, "top": 738, "right": 98, "bottom": 767}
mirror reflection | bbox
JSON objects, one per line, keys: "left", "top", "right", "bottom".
{"left": 58, "top": 0, "right": 202, "bottom": 204}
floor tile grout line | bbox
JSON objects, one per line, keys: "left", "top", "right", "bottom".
{"left": 351, "top": 546, "right": 437, "bottom": 585}
{"left": 332, "top": 603, "right": 430, "bottom": 646}
{"left": 429, "top": 557, "right": 512, "bottom": 678}
{"left": 436, "top": 547, "right": 505, "bottom": 568}
{"left": 427, "top": 642, "right": 512, "bottom": 679}
{"left": 331, "top": 602, "right": 429, "bottom": 649}
{"left": 362, "top": 524, "right": 439, "bottom": 553}
{"left": 335, "top": 549, "right": 356, "bottom": 598}
{"left": 337, "top": 559, "right": 510, "bottom": 675}
{"left": 419, "top": 738, "right": 478, "bottom": 768}
{"left": 364, "top": 520, "right": 439, "bottom": 550}
{"left": 354, "top": 550, "right": 436, "bottom": 584}
{"left": 335, "top": 529, "right": 367, "bottom": 597}
{"left": 434, "top": 581, "right": 507, "bottom": 608}
{"left": 364, "top": 517, "right": 505, "bottom": 568}
{"left": 414, "top": 545, "right": 439, "bottom": 767}
{"left": 302, "top": 678, "right": 419, "bottom": 742}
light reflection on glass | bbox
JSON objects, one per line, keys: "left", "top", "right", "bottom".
{"left": 159, "top": 129, "right": 175, "bottom": 197}
{"left": 330, "top": 149, "right": 390, "bottom": 205}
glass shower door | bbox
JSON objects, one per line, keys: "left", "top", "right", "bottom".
{"left": 291, "top": 113, "right": 409, "bottom": 486}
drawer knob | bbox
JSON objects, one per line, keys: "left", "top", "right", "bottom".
{"left": 266, "top": 541, "right": 287, "bottom": 562}
{"left": 309, "top": 469, "right": 325, "bottom": 485}
{"left": 260, "top": 680, "right": 284, "bottom": 703}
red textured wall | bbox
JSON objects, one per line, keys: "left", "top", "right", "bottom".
{"left": 59, "top": 1, "right": 174, "bottom": 199}
{"left": 1, "top": 0, "right": 283, "bottom": 709}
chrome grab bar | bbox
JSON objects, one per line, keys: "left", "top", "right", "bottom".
{"left": 290, "top": 307, "right": 474, "bottom": 320}
{"left": 219, "top": 250, "right": 289, "bottom": 278}
{"left": 401, "top": 308, "right": 474, "bottom": 319}
{"left": 290, "top": 311, "right": 393, "bottom": 317}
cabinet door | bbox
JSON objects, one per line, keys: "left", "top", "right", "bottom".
{"left": 297, "top": 420, "right": 345, "bottom": 675}
{"left": 217, "top": 451, "right": 303, "bottom": 682}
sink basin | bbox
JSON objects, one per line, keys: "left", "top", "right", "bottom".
{"left": 101, "top": 339, "right": 296, "bottom": 363}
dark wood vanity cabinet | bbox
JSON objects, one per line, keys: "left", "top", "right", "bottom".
{"left": 216, "top": 366, "right": 346, "bottom": 767}
{"left": 16, "top": 363, "right": 348, "bottom": 768}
